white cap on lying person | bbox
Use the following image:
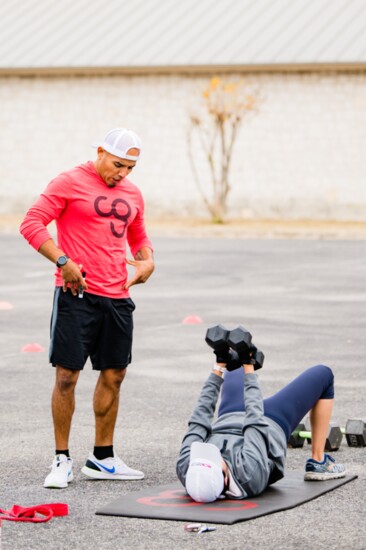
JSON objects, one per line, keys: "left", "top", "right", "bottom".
{"left": 185, "top": 442, "right": 225, "bottom": 503}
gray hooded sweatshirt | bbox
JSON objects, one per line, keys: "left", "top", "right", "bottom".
{"left": 176, "top": 372, "right": 287, "bottom": 499}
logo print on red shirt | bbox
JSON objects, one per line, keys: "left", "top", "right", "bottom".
{"left": 94, "top": 197, "right": 131, "bottom": 238}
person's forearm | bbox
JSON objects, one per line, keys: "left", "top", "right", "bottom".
{"left": 244, "top": 364, "right": 255, "bottom": 374}
{"left": 38, "top": 239, "right": 66, "bottom": 264}
{"left": 213, "top": 363, "right": 254, "bottom": 378}
{"left": 38, "top": 239, "right": 86, "bottom": 295}
{"left": 123, "top": 246, "right": 155, "bottom": 290}
{"left": 134, "top": 246, "right": 154, "bottom": 262}
{"left": 212, "top": 362, "right": 226, "bottom": 378}
{"left": 242, "top": 367, "right": 265, "bottom": 421}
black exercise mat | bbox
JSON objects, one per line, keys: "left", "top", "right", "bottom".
{"left": 96, "top": 471, "right": 357, "bottom": 524}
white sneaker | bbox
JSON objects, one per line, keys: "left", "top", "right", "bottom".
{"left": 44, "top": 454, "right": 74, "bottom": 489}
{"left": 81, "top": 452, "right": 144, "bottom": 480}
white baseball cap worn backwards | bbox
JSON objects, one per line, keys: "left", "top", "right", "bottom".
{"left": 185, "top": 442, "right": 224, "bottom": 503}
{"left": 92, "top": 128, "right": 142, "bottom": 161}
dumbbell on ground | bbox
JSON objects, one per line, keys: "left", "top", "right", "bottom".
{"left": 304, "top": 417, "right": 366, "bottom": 448}
{"left": 343, "top": 419, "right": 366, "bottom": 447}
{"left": 288, "top": 423, "right": 343, "bottom": 452}
{"left": 289, "top": 418, "right": 366, "bottom": 450}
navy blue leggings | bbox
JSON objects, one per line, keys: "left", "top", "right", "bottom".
{"left": 218, "top": 365, "right": 334, "bottom": 440}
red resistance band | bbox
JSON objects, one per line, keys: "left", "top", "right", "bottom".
{"left": 0, "top": 503, "right": 68, "bottom": 523}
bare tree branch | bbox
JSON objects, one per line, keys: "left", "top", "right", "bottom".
{"left": 187, "top": 127, "right": 216, "bottom": 218}
{"left": 187, "top": 77, "right": 261, "bottom": 223}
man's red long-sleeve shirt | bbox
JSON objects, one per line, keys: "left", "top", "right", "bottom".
{"left": 20, "top": 161, "right": 153, "bottom": 298}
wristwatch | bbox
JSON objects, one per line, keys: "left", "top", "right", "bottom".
{"left": 56, "top": 255, "right": 69, "bottom": 268}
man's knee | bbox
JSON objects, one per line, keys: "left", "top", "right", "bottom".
{"left": 100, "top": 368, "right": 127, "bottom": 390}
{"left": 55, "top": 366, "right": 79, "bottom": 394}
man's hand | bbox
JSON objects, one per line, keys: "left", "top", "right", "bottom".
{"left": 123, "top": 257, "right": 155, "bottom": 290}
{"left": 61, "top": 261, "right": 88, "bottom": 296}
{"left": 38, "top": 240, "right": 88, "bottom": 296}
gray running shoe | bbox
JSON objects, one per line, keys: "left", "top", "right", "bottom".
{"left": 304, "top": 454, "right": 346, "bottom": 481}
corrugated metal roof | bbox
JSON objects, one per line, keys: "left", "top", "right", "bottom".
{"left": 1, "top": 0, "right": 366, "bottom": 71}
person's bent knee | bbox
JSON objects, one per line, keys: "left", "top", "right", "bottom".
{"left": 312, "top": 364, "right": 334, "bottom": 380}
{"left": 311, "top": 364, "right": 334, "bottom": 399}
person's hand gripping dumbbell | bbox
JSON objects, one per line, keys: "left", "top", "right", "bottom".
{"left": 205, "top": 324, "right": 236, "bottom": 368}
{"left": 227, "top": 326, "right": 265, "bottom": 370}
{"left": 205, "top": 324, "right": 264, "bottom": 371}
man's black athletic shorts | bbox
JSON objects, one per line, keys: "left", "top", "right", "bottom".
{"left": 49, "top": 288, "right": 135, "bottom": 371}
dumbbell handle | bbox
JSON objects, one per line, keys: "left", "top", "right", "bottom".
{"left": 297, "top": 428, "right": 346, "bottom": 439}
{"left": 298, "top": 431, "right": 312, "bottom": 439}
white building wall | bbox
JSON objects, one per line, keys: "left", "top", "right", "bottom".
{"left": 0, "top": 72, "right": 365, "bottom": 220}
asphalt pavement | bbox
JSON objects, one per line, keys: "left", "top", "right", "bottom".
{"left": 0, "top": 233, "right": 365, "bottom": 550}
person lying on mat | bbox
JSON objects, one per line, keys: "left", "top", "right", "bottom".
{"left": 176, "top": 324, "right": 346, "bottom": 503}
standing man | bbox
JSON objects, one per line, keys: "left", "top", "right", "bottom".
{"left": 20, "top": 128, "right": 154, "bottom": 489}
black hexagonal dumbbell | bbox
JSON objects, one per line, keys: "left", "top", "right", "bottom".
{"left": 227, "top": 326, "right": 252, "bottom": 360}
{"left": 344, "top": 419, "right": 366, "bottom": 447}
{"left": 228, "top": 326, "right": 264, "bottom": 370}
{"left": 288, "top": 423, "right": 307, "bottom": 448}
{"left": 288, "top": 421, "right": 343, "bottom": 451}
{"left": 205, "top": 324, "right": 243, "bottom": 371}
{"left": 326, "top": 419, "right": 366, "bottom": 448}
{"left": 205, "top": 324, "right": 231, "bottom": 363}
{"left": 289, "top": 418, "right": 366, "bottom": 450}
{"left": 205, "top": 324, "right": 264, "bottom": 371}
{"left": 249, "top": 343, "right": 265, "bottom": 371}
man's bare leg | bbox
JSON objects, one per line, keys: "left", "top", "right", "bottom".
{"left": 52, "top": 366, "right": 80, "bottom": 450}
{"left": 44, "top": 366, "right": 79, "bottom": 488}
{"left": 93, "top": 368, "right": 126, "bottom": 446}
{"left": 81, "top": 368, "right": 144, "bottom": 479}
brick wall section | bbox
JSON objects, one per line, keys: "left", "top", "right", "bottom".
{"left": 0, "top": 72, "right": 365, "bottom": 220}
